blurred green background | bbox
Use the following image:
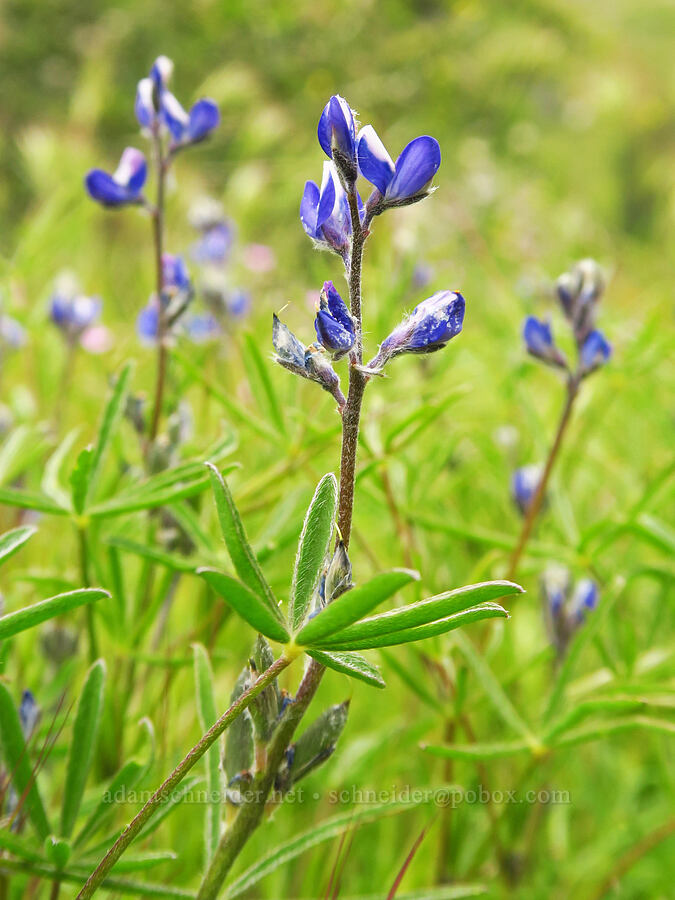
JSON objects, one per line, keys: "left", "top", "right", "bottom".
{"left": 0, "top": 0, "right": 673, "bottom": 897}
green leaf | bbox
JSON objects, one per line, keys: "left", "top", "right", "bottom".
{"left": 88, "top": 462, "right": 238, "bottom": 518}
{"left": 552, "top": 715, "right": 675, "bottom": 749}
{"left": 61, "top": 659, "right": 106, "bottom": 837}
{"left": 0, "top": 588, "right": 109, "bottom": 640}
{"left": 289, "top": 474, "right": 337, "bottom": 632}
{"left": 316, "top": 580, "right": 522, "bottom": 646}
{"left": 0, "top": 486, "right": 68, "bottom": 515}
{"left": 198, "top": 569, "right": 290, "bottom": 643}
{"left": 74, "top": 718, "right": 155, "bottom": 849}
{"left": 0, "top": 681, "right": 50, "bottom": 839}
{"left": 543, "top": 698, "right": 648, "bottom": 743}
{"left": 87, "top": 361, "right": 134, "bottom": 505}
{"left": 243, "top": 331, "right": 285, "bottom": 435}
{"left": 308, "top": 649, "right": 386, "bottom": 688}
{"left": 106, "top": 535, "right": 203, "bottom": 574}
{"left": 316, "top": 604, "right": 508, "bottom": 651}
{"left": 42, "top": 429, "right": 80, "bottom": 508}
{"left": 0, "top": 525, "right": 37, "bottom": 567}
{"left": 453, "top": 631, "right": 540, "bottom": 749}
{"left": 296, "top": 569, "right": 419, "bottom": 646}
{"left": 70, "top": 446, "right": 94, "bottom": 515}
{"left": 192, "top": 643, "right": 221, "bottom": 864}
{"left": 0, "top": 828, "right": 45, "bottom": 862}
{"left": 423, "top": 739, "right": 532, "bottom": 761}
{"left": 205, "top": 463, "right": 283, "bottom": 623}
{"left": 78, "top": 851, "right": 178, "bottom": 874}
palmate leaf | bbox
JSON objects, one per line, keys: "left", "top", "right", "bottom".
{"left": 205, "top": 463, "right": 284, "bottom": 625}
{"left": 289, "top": 473, "right": 337, "bottom": 632}
{"left": 308, "top": 649, "right": 386, "bottom": 689}
{"left": 314, "top": 604, "right": 509, "bottom": 651}
{"left": 0, "top": 681, "right": 50, "bottom": 839}
{"left": 313, "top": 580, "right": 522, "bottom": 647}
{"left": 198, "top": 569, "right": 290, "bottom": 643}
{"left": 61, "top": 659, "right": 106, "bottom": 837}
{"left": 0, "top": 588, "right": 109, "bottom": 640}
{"left": 296, "top": 569, "right": 420, "bottom": 646}
{"left": 0, "top": 525, "right": 37, "bottom": 567}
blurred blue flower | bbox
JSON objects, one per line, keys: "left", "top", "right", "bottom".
{"left": 227, "top": 289, "right": 251, "bottom": 319}
{"left": 522, "top": 316, "right": 568, "bottom": 369}
{"left": 579, "top": 329, "right": 611, "bottom": 375}
{"left": 300, "top": 162, "right": 363, "bottom": 258}
{"left": 0, "top": 312, "right": 25, "bottom": 350}
{"left": 191, "top": 222, "right": 234, "bottom": 265}
{"left": 136, "top": 56, "right": 219, "bottom": 148}
{"left": 185, "top": 313, "right": 220, "bottom": 343}
{"left": 556, "top": 259, "right": 605, "bottom": 340}
{"left": 318, "top": 95, "right": 358, "bottom": 181}
{"left": 50, "top": 274, "right": 102, "bottom": 337}
{"left": 357, "top": 126, "right": 441, "bottom": 208}
{"left": 85, "top": 147, "right": 147, "bottom": 208}
{"left": 162, "top": 254, "right": 191, "bottom": 294}
{"left": 569, "top": 578, "right": 599, "bottom": 623}
{"left": 19, "top": 689, "right": 39, "bottom": 739}
{"left": 314, "top": 281, "right": 355, "bottom": 359}
{"left": 368, "top": 290, "right": 465, "bottom": 370}
{"left": 511, "top": 464, "right": 543, "bottom": 515}
{"left": 137, "top": 301, "right": 160, "bottom": 344}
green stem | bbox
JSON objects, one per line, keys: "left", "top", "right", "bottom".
{"left": 78, "top": 527, "right": 98, "bottom": 662}
{"left": 507, "top": 377, "right": 579, "bottom": 580}
{"left": 195, "top": 180, "right": 369, "bottom": 900}
{"left": 75, "top": 655, "right": 292, "bottom": 899}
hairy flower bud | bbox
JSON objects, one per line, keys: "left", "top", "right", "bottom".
{"left": 324, "top": 539, "right": 353, "bottom": 603}
{"left": 314, "top": 281, "right": 355, "bottom": 359}
{"left": 367, "top": 291, "right": 465, "bottom": 372}
{"left": 579, "top": 329, "right": 611, "bottom": 376}
{"left": 273, "top": 314, "right": 346, "bottom": 410}
{"left": 522, "top": 317, "right": 568, "bottom": 369}
{"left": 318, "top": 95, "right": 358, "bottom": 185}
{"left": 277, "top": 702, "right": 349, "bottom": 791}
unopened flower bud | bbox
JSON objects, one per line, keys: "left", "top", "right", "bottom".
{"left": 522, "top": 317, "right": 568, "bottom": 370}
{"left": 314, "top": 282, "right": 355, "bottom": 359}
{"left": 324, "top": 540, "right": 353, "bottom": 603}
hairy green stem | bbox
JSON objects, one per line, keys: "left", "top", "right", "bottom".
{"left": 507, "top": 377, "right": 579, "bottom": 580}
{"left": 75, "top": 655, "right": 292, "bottom": 899}
{"left": 195, "top": 180, "right": 369, "bottom": 899}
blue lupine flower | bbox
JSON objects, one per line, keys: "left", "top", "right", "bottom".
{"left": 368, "top": 291, "right": 465, "bottom": 370}
{"left": 357, "top": 125, "right": 441, "bottom": 209}
{"left": 579, "top": 329, "right": 611, "bottom": 375}
{"left": 317, "top": 95, "right": 358, "bottom": 180}
{"left": 185, "top": 313, "right": 220, "bottom": 343}
{"left": 227, "top": 289, "right": 251, "bottom": 319}
{"left": 511, "top": 464, "right": 543, "bottom": 515}
{"left": 522, "top": 316, "right": 567, "bottom": 369}
{"left": 85, "top": 147, "right": 147, "bottom": 208}
{"left": 136, "top": 56, "right": 173, "bottom": 129}
{"left": 19, "top": 689, "right": 39, "bottom": 739}
{"left": 569, "top": 578, "right": 599, "bottom": 623}
{"left": 0, "top": 313, "right": 25, "bottom": 350}
{"left": 137, "top": 301, "right": 160, "bottom": 344}
{"left": 541, "top": 567, "right": 569, "bottom": 617}
{"left": 191, "top": 222, "right": 234, "bottom": 265}
{"left": 162, "top": 254, "right": 191, "bottom": 293}
{"left": 50, "top": 275, "right": 102, "bottom": 339}
{"left": 300, "top": 162, "right": 361, "bottom": 257}
{"left": 161, "top": 92, "right": 220, "bottom": 148}
{"left": 314, "top": 281, "right": 355, "bottom": 359}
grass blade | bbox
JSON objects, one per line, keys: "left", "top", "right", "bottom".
{"left": 86, "top": 361, "right": 133, "bottom": 505}
{"left": 61, "top": 659, "right": 106, "bottom": 837}
{"left": 289, "top": 474, "right": 337, "bottom": 632}
{"left": 0, "top": 682, "right": 50, "bottom": 839}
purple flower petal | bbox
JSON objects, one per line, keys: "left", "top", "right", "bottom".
{"left": 356, "top": 125, "right": 395, "bottom": 195}
{"left": 187, "top": 99, "right": 220, "bottom": 143}
{"left": 317, "top": 95, "right": 356, "bottom": 161}
{"left": 386, "top": 136, "right": 441, "bottom": 201}
{"left": 300, "top": 180, "right": 321, "bottom": 239}
{"left": 161, "top": 90, "right": 189, "bottom": 141}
